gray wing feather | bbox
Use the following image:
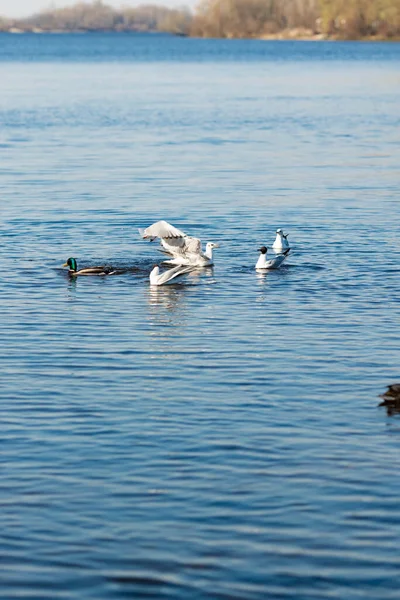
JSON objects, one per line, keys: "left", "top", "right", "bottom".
{"left": 141, "top": 221, "right": 203, "bottom": 260}
{"left": 184, "top": 237, "right": 202, "bottom": 254}
{"left": 156, "top": 265, "right": 196, "bottom": 285}
{"left": 142, "top": 220, "right": 187, "bottom": 241}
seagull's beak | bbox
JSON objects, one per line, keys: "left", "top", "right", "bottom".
{"left": 62, "top": 262, "right": 68, "bottom": 267}
{"left": 138, "top": 228, "right": 155, "bottom": 241}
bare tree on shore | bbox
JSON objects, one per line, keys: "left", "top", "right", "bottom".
{"left": 191, "top": 0, "right": 400, "bottom": 38}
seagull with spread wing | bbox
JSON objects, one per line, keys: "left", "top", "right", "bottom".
{"left": 149, "top": 264, "right": 196, "bottom": 286}
{"left": 140, "top": 220, "right": 220, "bottom": 266}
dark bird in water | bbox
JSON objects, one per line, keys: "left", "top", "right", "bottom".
{"left": 378, "top": 384, "right": 400, "bottom": 415}
{"left": 62, "top": 257, "right": 117, "bottom": 276}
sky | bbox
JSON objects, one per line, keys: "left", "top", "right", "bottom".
{"left": 0, "top": 0, "right": 193, "bottom": 18}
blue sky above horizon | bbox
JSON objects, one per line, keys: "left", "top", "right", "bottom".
{"left": 0, "top": 0, "right": 194, "bottom": 18}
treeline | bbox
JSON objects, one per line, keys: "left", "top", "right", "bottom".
{"left": 319, "top": 0, "right": 400, "bottom": 38}
{"left": 0, "top": 0, "right": 399, "bottom": 39}
{"left": 0, "top": 1, "right": 192, "bottom": 35}
{"left": 192, "top": 0, "right": 319, "bottom": 38}
{"left": 192, "top": 0, "right": 400, "bottom": 39}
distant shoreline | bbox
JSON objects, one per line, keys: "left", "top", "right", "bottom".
{"left": 1, "top": 0, "right": 399, "bottom": 42}
{"left": 1, "top": 29, "right": 400, "bottom": 42}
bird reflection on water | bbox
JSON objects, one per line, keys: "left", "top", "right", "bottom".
{"left": 148, "top": 283, "right": 188, "bottom": 310}
{"left": 186, "top": 265, "right": 215, "bottom": 284}
{"left": 146, "top": 284, "right": 190, "bottom": 333}
{"left": 63, "top": 265, "right": 119, "bottom": 300}
{"left": 145, "top": 267, "right": 215, "bottom": 333}
{"left": 255, "top": 269, "right": 270, "bottom": 284}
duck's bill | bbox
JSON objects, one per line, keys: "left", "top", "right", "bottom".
{"left": 62, "top": 262, "right": 68, "bottom": 267}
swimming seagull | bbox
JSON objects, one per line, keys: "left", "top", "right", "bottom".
{"left": 149, "top": 264, "right": 196, "bottom": 286}
{"left": 272, "top": 229, "right": 290, "bottom": 252}
{"left": 256, "top": 246, "right": 290, "bottom": 270}
{"left": 140, "top": 220, "right": 220, "bottom": 266}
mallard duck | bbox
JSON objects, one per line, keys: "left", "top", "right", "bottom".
{"left": 62, "top": 257, "right": 116, "bottom": 276}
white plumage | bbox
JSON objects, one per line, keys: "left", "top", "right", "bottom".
{"left": 140, "top": 220, "right": 219, "bottom": 266}
{"left": 149, "top": 264, "right": 196, "bottom": 286}
{"left": 256, "top": 246, "right": 290, "bottom": 270}
{"left": 272, "top": 229, "right": 290, "bottom": 252}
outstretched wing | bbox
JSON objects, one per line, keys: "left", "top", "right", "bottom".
{"left": 140, "top": 220, "right": 190, "bottom": 257}
{"left": 141, "top": 220, "right": 187, "bottom": 243}
{"left": 161, "top": 235, "right": 202, "bottom": 259}
{"left": 184, "top": 237, "right": 202, "bottom": 254}
{"left": 155, "top": 264, "right": 196, "bottom": 285}
{"left": 141, "top": 220, "right": 204, "bottom": 260}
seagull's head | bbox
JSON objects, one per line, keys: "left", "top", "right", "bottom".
{"left": 276, "top": 228, "right": 283, "bottom": 234}
{"left": 206, "top": 242, "right": 220, "bottom": 250}
{"left": 138, "top": 227, "right": 156, "bottom": 241}
{"left": 258, "top": 246, "right": 268, "bottom": 254}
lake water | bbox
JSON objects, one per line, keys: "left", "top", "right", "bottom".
{"left": 1, "top": 33, "right": 400, "bottom": 599}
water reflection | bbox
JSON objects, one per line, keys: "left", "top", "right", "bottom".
{"left": 145, "top": 284, "right": 190, "bottom": 335}
{"left": 62, "top": 271, "right": 111, "bottom": 299}
{"left": 65, "top": 273, "right": 78, "bottom": 298}
{"left": 144, "top": 267, "right": 214, "bottom": 333}
{"left": 186, "top": 266, "right": 215, "bottom": 283}
{"left": 147, "top": 284, "right": 188, "bottom": 311}
{"left": 255, "top": 269, "right": 271, "bottom": 284}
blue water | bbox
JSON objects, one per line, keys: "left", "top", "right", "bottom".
{"left": 1, "top": 33, "right": 400, "bottom": 599}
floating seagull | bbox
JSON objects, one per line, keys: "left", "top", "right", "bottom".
{"left": 62, "top": 257, "right": 118, "bottom": 276}
{"left": 256, "top": 246, "right": 290, "bottom": 270}
{"left": 272, "top": 229, "right": 290, "bottom": 252}
{"left": 140, "top": 220, "right": 220, "bottom": 266}
{"left": 149, "top": 264, "right": 196, "bottom": 286}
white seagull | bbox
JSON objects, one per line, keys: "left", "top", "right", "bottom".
{"left": 272, "top": 229, "right": 290, "bottom": 252}
{"left": 149, "top": 264, "right": 196, "bottom": 286}
{"left": 140, "top": 220, "right": 220, "bottom": 266}
{"left": 256, "top": 246, "right": 290, "bottom": 270}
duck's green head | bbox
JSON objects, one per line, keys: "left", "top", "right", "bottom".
{"left": 62, "top": 257, "right": 77, "bottom": 271}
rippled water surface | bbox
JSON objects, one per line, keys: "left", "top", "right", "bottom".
{"left": 1, "top": 34, "right": 400, "bottom": 599}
